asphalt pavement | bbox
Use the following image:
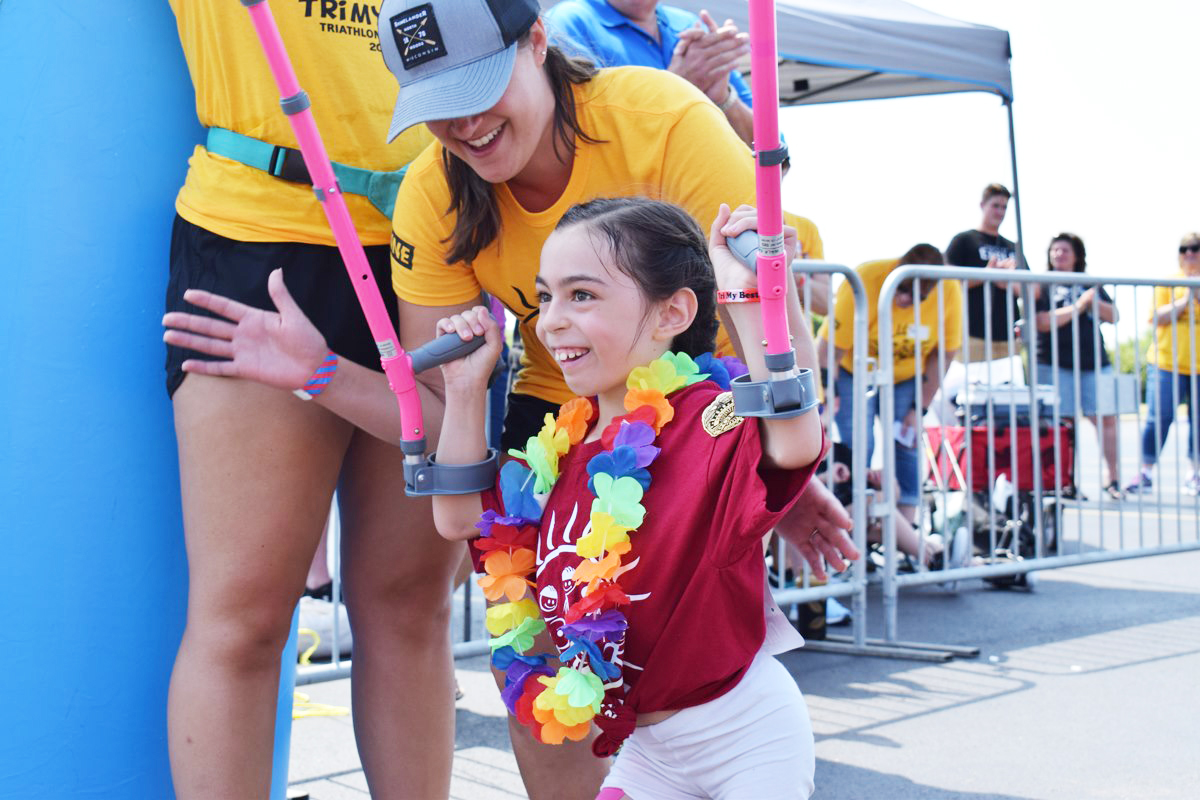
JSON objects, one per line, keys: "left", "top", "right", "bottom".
{"left": 287, "top": 545, "right": 1200, "bottom": 799}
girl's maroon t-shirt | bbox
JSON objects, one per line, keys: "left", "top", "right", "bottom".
{"left": 485, "top": 381, "right": 818, "bottom": 717}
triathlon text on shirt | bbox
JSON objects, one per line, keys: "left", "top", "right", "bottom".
{"left": 297, "top": 0, "right": 381, "bottom": 46}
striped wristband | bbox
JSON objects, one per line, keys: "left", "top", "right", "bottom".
{"left": 293, "top": 352, "right": 338, "bottom": 400}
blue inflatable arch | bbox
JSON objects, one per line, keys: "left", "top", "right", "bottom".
{"left": 1, "top": 2, "right": 291, "bottom": 796}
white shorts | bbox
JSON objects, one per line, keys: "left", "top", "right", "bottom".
{"left": 599, "top": 650, "right": 815, "bottom": 800}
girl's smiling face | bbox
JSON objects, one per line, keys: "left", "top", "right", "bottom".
{"left": 534, "top": 225, "right": 672, "bottom": 415}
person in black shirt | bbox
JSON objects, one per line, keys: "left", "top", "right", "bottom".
{"left": 945, "top": 183, "right": 1026, "bottom": 362}
{"left": 1032, "top": 233, "right": 1121, "bottom": 498}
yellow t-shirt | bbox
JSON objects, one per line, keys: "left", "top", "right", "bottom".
{"left": 783, "top": 211, "right": 824, "bottom": 260}
{"left": 822, "top": 258, "right": 964, "bottom": 383}
{"left": 1148, "top": 276, "right": 1200, "bottom": 374}
{"left": 170, "top": 0, "right": 432, "bottom": 245}
{"left": 391, "top": 67, "right": 758, "bottom": 404}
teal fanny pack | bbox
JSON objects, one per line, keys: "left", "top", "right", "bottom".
{"left": 205, "top": 127, "right": 406, "bottom": 219}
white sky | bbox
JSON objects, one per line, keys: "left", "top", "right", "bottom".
{"left": 780, "top": 0, "right": 1200, "bottom": 340}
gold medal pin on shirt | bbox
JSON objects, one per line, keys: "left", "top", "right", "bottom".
{"left": 701, "top": 392, "right": 745, "bottom": 438}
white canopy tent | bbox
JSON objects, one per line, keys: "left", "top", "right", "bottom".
{"left": 542, "top": 0, "right": 1023, "bottom": 259}
{"left": 669, "top": 0, "right": 1012, "bottom": 105}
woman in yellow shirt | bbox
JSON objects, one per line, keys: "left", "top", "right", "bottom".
{"left": 1127, "top": 232, "right": 1200, "bottom": 495}
{"left": 161, "top": 3, "right": 456, "bottom": 798}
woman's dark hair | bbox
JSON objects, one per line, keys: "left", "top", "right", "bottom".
{"left": 555, "top": 197, "right": 718, "bottom": 358}
{"left": 894, "top": 243, "right": 945, "bottom": 300}
{"left": 442, "top": 38, "right": 601, "bottom": 265}
{"left": 898, "top": 243, "right": 945, "bottom": 267}
{"left": 1047, "top": 232, "right": 1087, "bottom": 272}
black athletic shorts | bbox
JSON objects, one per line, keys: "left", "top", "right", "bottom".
{"left": 165, "top": 215, "right": 397, "bottom": 397}
{"left": 501, "top": 391, "right": 559, "bottom": 452}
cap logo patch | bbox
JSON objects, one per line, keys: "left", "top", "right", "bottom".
{"left": 390, "top": 4, "right": 447, "bottom": 70}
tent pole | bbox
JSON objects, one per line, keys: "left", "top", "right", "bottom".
{"left": 1006, "top": 97, "right": 1033, "bottom": 385}
{"left": 1005, "top": 98, "right": 1025, "bottom": 269}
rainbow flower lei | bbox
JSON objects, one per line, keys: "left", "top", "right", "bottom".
{"left": 474, "top": 352, "right": 742, "bottom": 750}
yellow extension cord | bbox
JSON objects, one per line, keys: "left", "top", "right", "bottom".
{"left": 293, "top": 627, "right": 349, "bottom": 720}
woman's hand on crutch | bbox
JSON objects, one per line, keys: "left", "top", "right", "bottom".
{"left": 163, "top": 267, "right": 328, "bottom": 390}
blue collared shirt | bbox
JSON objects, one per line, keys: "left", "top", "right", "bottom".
{"left": 545, "top": 0, "right": 753, "bottom": 107}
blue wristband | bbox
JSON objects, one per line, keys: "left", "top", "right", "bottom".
{"left": 293, "top": 352, "right": 338, "bottom": 400}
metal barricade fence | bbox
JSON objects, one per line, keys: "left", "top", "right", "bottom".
{"left": 876, "top": 267, "right": 1200, "bottom": 647}
{"left": 296, "top": 497, "right": 353, "bottom": 685}
{"left": 765, "top": 262, "right": 873, "bottom": 657}
{"left": 295, "top": 262, "right": 891, "bottom": 685}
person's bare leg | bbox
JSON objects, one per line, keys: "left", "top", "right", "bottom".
{"left": 1091, "top": 415, "right": 1121, "bottom": 487}
{"left": 853, "top": 503, "right": 936, "bottom": 566}
{"left": 338, "top": 429, "right": 464, "bottom": 800}
{"left": 894, "top": 509, "right": 937, "bottom": 565}
{"left": 493, "top": 625, "right": 610, "bottom": 800}
{"left": 306, "top": 518, "right": 333, "bottom": 592}
{"left": 168, "top": 376, "right": 349, "bottom": 799}
{"left": 453, "top": 547, "right": 474, "bottom": 590}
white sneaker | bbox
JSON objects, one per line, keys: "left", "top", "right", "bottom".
{"left": 950, "top": 525, "right": 972, "bottom": 569}
{"left": 298, "top": 596, "right": 353, "bottom": 661}
{"left": 933, "top": 525, "right": 972, "bottom": 592}
{"left": 825, "top": 596, "right": 851, "bottom": 626}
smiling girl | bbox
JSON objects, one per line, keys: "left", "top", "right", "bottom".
{"left": 431, "top": 198, "right": 824, "bottom": 799}
{"left": 162, "top": 2, "right": 855, "bottom": 795}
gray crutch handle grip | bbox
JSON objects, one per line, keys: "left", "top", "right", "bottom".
{"left": 727, "top": 230, "right": 811, "bottom": 274}
{"left": 727, "top": 230, "right": 762, "bottom": 270}
{"left": 408, "top": 332, "right": 487, "bottom": 374}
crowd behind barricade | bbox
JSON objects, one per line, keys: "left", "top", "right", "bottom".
{"left": 156, "top": 1, "right": 1198, "bottom": 798}
{"left": 814, "top": 183, "right": 1200, "bottom": 570}
{"left": 811, "top": 185, "right": 1200, "bottom": 593}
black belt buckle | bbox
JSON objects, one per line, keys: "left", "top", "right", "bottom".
{"left": 268, "top": 145, "right": 312, "bottom": 184}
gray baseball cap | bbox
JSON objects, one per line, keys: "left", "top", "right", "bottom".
{"left": 378, "top": 0, "right": 541, "bottom": 142}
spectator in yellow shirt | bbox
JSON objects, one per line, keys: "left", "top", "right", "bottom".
{"left": 1127, "top": 232, "right": 1200, "bottom": 495}
{"left": 818, "top": 244, "right": 963, "bottom": 520}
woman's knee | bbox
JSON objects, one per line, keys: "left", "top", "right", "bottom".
{"left": 341, "top": 555, "right": 458, "bottom": 644}
{"left": 183, "top": 593, "right": 299, "bottom": 671}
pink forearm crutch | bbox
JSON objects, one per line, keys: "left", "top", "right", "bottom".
{"left": 239, "top": 0, "right": 496, "bottom": 493}
{"left": 726, "top": 0, "right": 819, "bottom": 418}
{"left": 747, "top": 0, "right": 790, "bottom": 355}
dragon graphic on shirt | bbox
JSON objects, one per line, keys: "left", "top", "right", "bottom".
{"left": 535, "top": 500, "right": 648, "bottom": 691}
